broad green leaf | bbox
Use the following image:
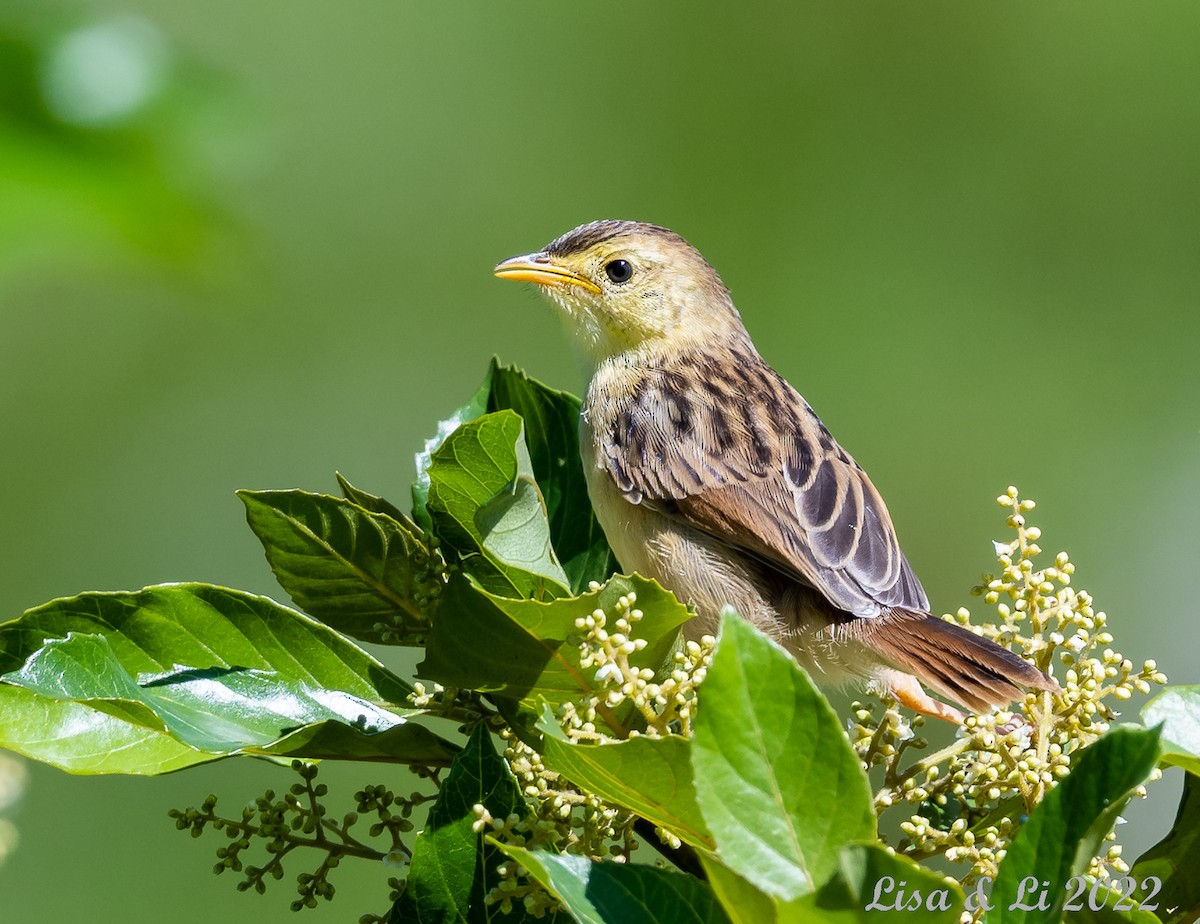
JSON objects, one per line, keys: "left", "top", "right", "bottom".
{"left": 390, "top": 725, "right": 556, "bottom": 924}
{"left": 0, "top": 583, "right": 413, "bottom": 695}
{"left": 1131, "top": 771, "right": 1200, "bottom": 924}
{"left": 419, "top": 574, "right": 691, "bottom": 730}
{"left": 537, "top": 709, "right": 713, "bottom": 849}
{"left": 833, "top": 844, "right": 963, "bottom": 921}
{"left": 5, "top": 631, "right": 418, "bottom": 754}
{"left": 428, "top": 410, "right": 570, "bottom": 599}
{"left": 412, "top": 361, "right": 617, "bottom": 593}
{"left": 486, "top": 361, "right": 618, "bottom": 592}
{"left": 496, "top": 846, "right": 732, "bottom": 924}
{"left": 1062, "top": 880, "right": 1163, "bottom": 924}
{"left": 699, "top": 856, "right": 786, "bottom": 924}
{"left": 413, "top": 371, "right": 494, "bottom": 531}
{"left": 690, "top": 613, "right": 875, "bottom": 901}
{"left": 337, "top": 472, "right": 422, "bottom": 531}
{"left": 0, "top": 683, "right": 211, "bottom": 775}
{"left": 1142, "top": 686, "right": 1200, "bottom": 775}
{"left": 4, "top": 632, "right": 167, "bottom": 731}
{"left": 987, "top": 725, "right": 1163, "bottom": 924}
{"left": 240, "top": 488, "right": 438, "bottom": 645}
{"left": 0, "top": 584, "right": 458, "bottom": 770}
{"left": 254, "top": 720, "right": 458, "bottom": 766}
{"left": 703, "top": 843, "right": 963, "bottom": 924}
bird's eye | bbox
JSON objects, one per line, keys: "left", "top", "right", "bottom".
{"left": 604, "top": 259, "right": 633, "bottom": 284}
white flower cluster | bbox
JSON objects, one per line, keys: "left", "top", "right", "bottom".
{"left": 565, "top": 586, "right": 713, "bottom": 740}
{"left": 852, "top": 488, "right": 1167, "bottom": 901}
{"left": 474, "top": 583, "right": 714, "bottom": 914}
{"left": 406, "top": 681, "right": 443, "bottom": 709}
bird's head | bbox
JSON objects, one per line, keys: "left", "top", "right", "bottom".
{"left": 494, "top": 220, "right": 744, "bottom": 363}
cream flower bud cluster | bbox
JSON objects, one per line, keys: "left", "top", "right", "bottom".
{"left": 478, "top": 586, "right": 714, "bottom": 914}
{"left": 571, "top": 591, "right": 714, "bottom": 739}
{"left": 475, "top": 727, "right": 634, "bottom": 917}
{"left": 470, "top": 803, "right": 562, "bottom": 917}
{"left": 405, "top": 681, "right": 445, "bottom": 709}
{"left": 854, "top": 489, "right": 1167, "bottom": 901}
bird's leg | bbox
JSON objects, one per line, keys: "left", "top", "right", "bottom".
{"left": 885, "top": 671, "right": 966, "bottom": 725}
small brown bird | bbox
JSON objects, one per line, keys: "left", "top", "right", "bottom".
{"left": 494, "top": 220, "right": 1056, "bottom": 723}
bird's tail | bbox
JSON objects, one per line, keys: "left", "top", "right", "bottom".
{"left": 858, "top": 612, "right": 1059, "bottom": 714}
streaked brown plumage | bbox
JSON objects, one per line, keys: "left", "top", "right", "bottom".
{"left": 495, "top": 220, "right": 1057, "bottom": 722}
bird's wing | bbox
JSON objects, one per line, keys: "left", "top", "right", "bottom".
{"left": 595, "top": 348, "right": 929, "bottom": 618}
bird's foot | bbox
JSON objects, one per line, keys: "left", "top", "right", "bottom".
{"left": 885, "top": 671, "right": 967, "bottom": 725}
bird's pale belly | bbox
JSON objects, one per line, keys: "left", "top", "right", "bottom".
{"left": 582, "top": 453, "right": 877, "bottom": 685}
{"left": 585, "top": 458, "right": 773, "bottom": 638}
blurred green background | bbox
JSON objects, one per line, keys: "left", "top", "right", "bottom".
{"left": 1, "top": 1, "right": 1197, "bottom": 919}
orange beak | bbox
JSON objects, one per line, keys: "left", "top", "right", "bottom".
{"left": 493, "top": 253, "right": 601, "bottom": 294}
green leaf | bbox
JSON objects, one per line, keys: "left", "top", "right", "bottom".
{"left": 689, "top": 612, "right": 875, "bottom": 901}
{"left": 833, "top": 844, "right": 963, "bottom": 921}
{"left": 427, "top": 410, "right": 570, "bottom": 599}
{"left": 1142, "top": 686, "right": 1200, "bottom": 775}
{"left": 1131, "top": 771, "right": 1200, "bottom": 924}
{"left": 0, "top": 683, "right": 212, "bottom": 775}
{"left": 254, "top": 720, "right": 458, "bottom": 766}
{"left": 486, "top": 362, "right": 618, "bottom": 592}
{"left": 419, "top": 574, "right": 691, "bottom": 729}
{"left": 412, "top": 361, "right": 617, "bottom": 594}
{"left": 703, "top": 843, "right": 963, "bottom": 924}
{"left": 5, "top": 631, "right": 415, "bottom": 753}
{"left": 337, "top": 472, "right": 425, "bottom": 533}
{"left": 0, "top": 584, "right": 458, "bottom": 770}
{"left": 495, "top": 845, "right": 732, "bottom": 924}
{"left": 699, "top": 856, "right": 788, "bottom": 924}
{"left": 537, "top": 710, "right": 713, "bottom": 850}
{"left": 240, "top": 488, "right": 438, "bottom": 646}
{"left": 1062, "top": 880, "right": 1164, "bottom": 924}
{"left": 413, "top": 371, "right": 494, "bottom": 531}
{"left": 391, "top": 725, "right": 554, "bottom": 924}
{"left": 987, "top": 725, "right": 1163, "bottom": 924}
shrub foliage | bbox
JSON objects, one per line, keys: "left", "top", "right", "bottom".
{"left": 2, "top": 360, "right": 1197, "bottom": 923}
